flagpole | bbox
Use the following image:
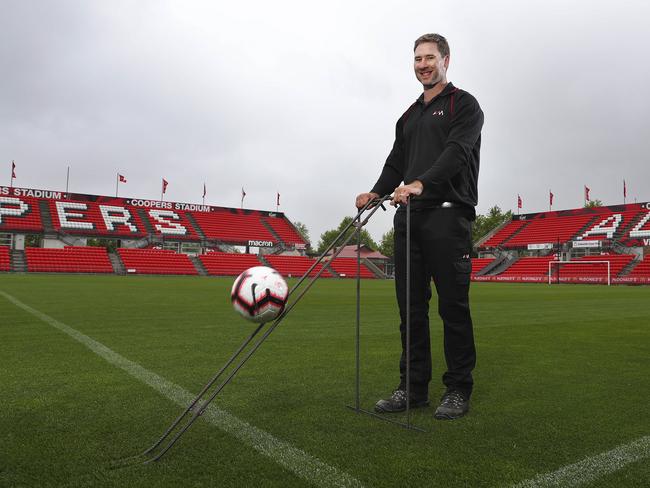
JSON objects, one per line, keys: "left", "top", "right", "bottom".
{"left": 10, "top": 160, "right": 14, "bottom": 188}
{"left": 116, "top": 172, "right": 119, "bottom": 197}
{"left": 623, "top": 179, "right": 626, "bottom": 205}
{"left": 66, "top": 166, "right": 70, "bottom": 194}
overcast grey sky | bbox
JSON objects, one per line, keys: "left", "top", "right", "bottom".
{"left": 2, "top": 0, "right": 649, "bottom": 245}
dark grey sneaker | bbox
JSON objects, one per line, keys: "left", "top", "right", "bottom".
{"left": 374, "top": 389, "right": 429, "bottom": 413}
{"left": 434, "top": 390, "right": 470, "bottom": 420}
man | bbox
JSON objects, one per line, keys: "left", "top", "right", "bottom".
{"left": 355, "top": 33, "right": 483, "bottom": 420}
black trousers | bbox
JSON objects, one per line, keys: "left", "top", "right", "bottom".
{"left": 393, "top": 206, "right": 476, "bottom": 399}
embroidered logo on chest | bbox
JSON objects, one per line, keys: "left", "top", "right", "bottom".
{"left": 432, "top": 110, "right": 444, "bottom": 116}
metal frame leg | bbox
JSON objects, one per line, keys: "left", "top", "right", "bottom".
{"left": 346, "top": 198, "right": 426, "bottom": 432}
{"left": 113, "top": 195, "right": 397, "bottom": 466}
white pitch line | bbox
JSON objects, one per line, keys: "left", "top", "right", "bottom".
{"left": 512, "top": 435, "right": 650, "bottom": 488}
{"left": 1, "top": 291, "right": 364, "bottom": 488}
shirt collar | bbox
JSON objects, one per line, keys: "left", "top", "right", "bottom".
{"left": 416, "top": 81, "right": 456, "bottom": 105}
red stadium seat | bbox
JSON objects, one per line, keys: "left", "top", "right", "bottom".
{"left": 0, "top": 246, "right": 11, "bottom": 271}
{"left": 626, "top": 254, "right": 650, "bottom": 280}
{"left": 328, "top": 257, "right": 376, "bottom": 278}
{"left": 49, "top": 199, "right": 147, "bottom": 237}
{"left": 262, "top": 216, "right": 307, "bottom": 246}
{"left": 0, "top": 196, "right": 43, "bottom": 232}
{"left": 471, "top": 258, "right": 495, "bottom": 276}
{"left": 25, "top": 246, "right": 113, "bottom": 273}
{"left": 190, "top": 209, "right": 277, "bottom": 243}
{"left": 198, "top": 252, "right": 263, "bottom": 276}
{"left": 264, "top": 255, "right": 328, "bottom": 278}
{"left": 118, "top": 248, "right": 198, "bottom": 275}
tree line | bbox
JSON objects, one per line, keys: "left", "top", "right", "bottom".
{"left": 295, "top": 205, "right": 514, "bottom": 258}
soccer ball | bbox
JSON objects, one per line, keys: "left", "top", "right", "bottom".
{"left": 231, "top": 266, "right": 289, "bottom": 323}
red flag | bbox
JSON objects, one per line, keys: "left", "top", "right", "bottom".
{"left": 585, "top": 185, "right": 590, "bottom": 201}
{"left": 11, "top": 160, "right": 16, "bottom": 179}
{"left": 118, "top": 174, "right": 127, "bottom": 183}
{"left": 162, "top": 178, "right": 168, "bottom": 194}
{"left": 623, "top": 180, "right": 627, "bottom": 198}
{"left": 276, "top": 192, "right": 280, "bottom": 206}
{"left": 203, "top": 182, "right": 206, "bottom": 198}
{"left": 549, "top": 190, "right": 554, "bottom": 207}
{"left": 517, "top": 194, "right": 522, "bottom": 209}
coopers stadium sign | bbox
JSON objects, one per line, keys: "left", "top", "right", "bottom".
{"left": 127, "top": 199, "right": 211, "bottom": 212}
{"left": 0, "top": 187, "right": 64, "bottom": 199}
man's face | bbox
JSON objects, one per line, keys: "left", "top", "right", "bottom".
{"left": 413, "top": 42, "right": 449, "bottom": 88}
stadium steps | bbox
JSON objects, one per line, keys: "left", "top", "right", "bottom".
{"left": 136, "top": 208, "right": 156, "bottom": 235}
{"left": 476, "top": 255, "right": 507, "bottom": 276}
{"left": 108, "top": 251, "right": 126, "bottom": 275}
{"left": 38, "top": 200, "right": 55, "bottom": 234}
{"left": 184, "top": 212, "right": 207, "bottom": 240}
{"left": 10, "top": 250, "right": 27, "bottom": 272}
{"left": 475, "top": 219, "right": 512, "bottom": 248}
{"left": 257, "top": 254, "right": 272, "bottom": 267}
{"left": 324, "top": 262, "right": 339, "bottom": 278}
{"left": 266, "top": 247, "right": 287, "bottom": 256}
{"left": 618, "top": 255, "right": 642, "bottom": 277}
{"left": 56, "top": 229, "right": 88, "bottom": 247}
{"left": 189, "top": 255, "right": 208, "bottom": 276}
{"left": 498, "top": 220, "right": 530, "bottom": 246}
{"left": 361, "top": 257, "right": 387, "bottom": 278}
{"left": 486, "top": 254, "right": 519, "bottom": 275}
{"left": 618, "top": 210, "right": 647, "bottom": 241}
{"left": 315, "top": 259, "right": 338, "bottom": 278}
{"left": 570, "top": 215, "right": 601, "bottom": 241}
{"left": 260, "top": 218, "right": 285, "bottom": 248}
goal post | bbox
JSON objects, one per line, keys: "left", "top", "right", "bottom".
{"left": 548, "top": 260, "right": 611, "bottom": 286}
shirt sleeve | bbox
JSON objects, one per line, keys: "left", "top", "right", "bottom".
{"left": 370, "top": 118, "right": 405, "bottom": 197}
{"left": 416, "top": 93, "right": 484, "bottom": 188}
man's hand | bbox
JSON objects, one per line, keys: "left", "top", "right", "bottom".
{"left": 355, "top": 192, "right": 380, "bottom": 209}
{"left": 392, "top": 181, "right": 423, "bottom": 206}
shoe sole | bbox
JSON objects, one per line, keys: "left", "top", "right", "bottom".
{"left": 374, "top": 400, "right": 430, "bottom": 414}
{"left": 433, "top": 409, "right": 469, "bottom": 420}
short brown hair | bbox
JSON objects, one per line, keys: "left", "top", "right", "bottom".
{"left": 414, "top": 33, "right": 450, "bottom": 58}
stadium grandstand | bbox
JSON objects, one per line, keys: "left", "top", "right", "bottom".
{"left": 1, "top": 185, "right": 649, "bottom": 284}
{"left": 0, "top": 185, "right": 383, "bottom": 279}
{"left": 474, "top": 202, "right": 650, "bottom": 284}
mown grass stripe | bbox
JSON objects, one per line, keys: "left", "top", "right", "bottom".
{"left": 0, "top": 290, "right": 364, "bottom": 488}
{"left": 512, "top": 435, "right": 650, "bottom": 487}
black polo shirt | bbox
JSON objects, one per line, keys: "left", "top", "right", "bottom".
{"left": 371, "top": 82, "right": 484, "bottom": 214}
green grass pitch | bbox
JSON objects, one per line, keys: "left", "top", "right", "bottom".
{"left": 1, "top": 274, "right": 649, "bottom": 487}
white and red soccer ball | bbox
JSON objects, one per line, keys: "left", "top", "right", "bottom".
{"left": 231, "top": 266, "right": 289, "bottom": 323}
